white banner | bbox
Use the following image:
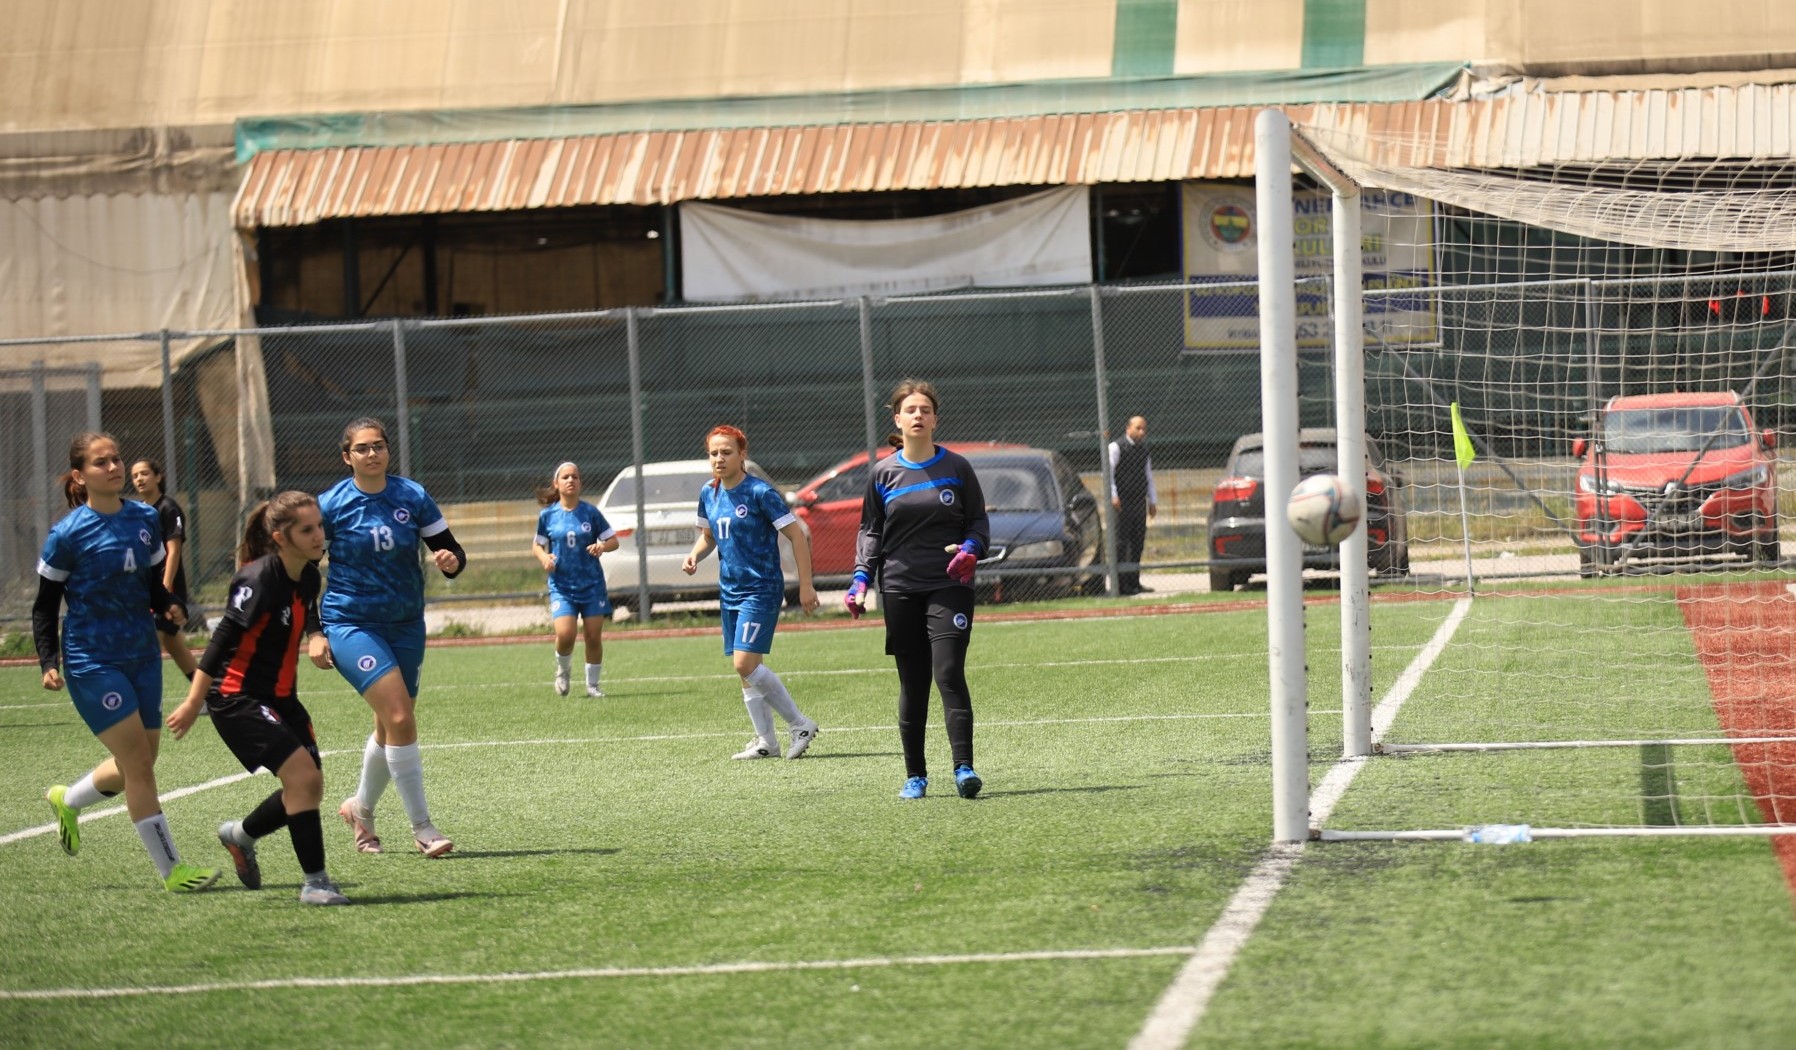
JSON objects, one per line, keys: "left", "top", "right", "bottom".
{"left": 1180, "top": 184, "right": 1436, "bottom": 351}
{"left": 680, "top": 187, "right": 1092, "bottom": 302}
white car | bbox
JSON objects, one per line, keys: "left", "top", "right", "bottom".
{"left": 596, "top": 459, "right": 806, "bottom": 609}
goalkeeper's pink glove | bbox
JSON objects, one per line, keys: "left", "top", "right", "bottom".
{"left": 845, "top": 577, "right": 869, "bottom": 619}
{"left": 946, "top": 541, "right": 979, "bottom": 585}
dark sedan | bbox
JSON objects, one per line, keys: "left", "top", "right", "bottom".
{"left": 1206, "top": 428, "right": 1410, "bottom": 592}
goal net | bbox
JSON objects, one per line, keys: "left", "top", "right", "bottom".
{"left": 1260, "top": 111, "right": 1796, "bottom": 842}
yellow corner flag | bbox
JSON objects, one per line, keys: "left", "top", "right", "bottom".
{"left": 1450, "top": 402, "right": 1476, "bottom": 470}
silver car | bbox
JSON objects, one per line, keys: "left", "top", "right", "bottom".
{"left": 596, "top": 459, "right": 806, "bottom": 609}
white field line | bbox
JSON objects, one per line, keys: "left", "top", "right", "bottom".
{"left": 1129, "top": 597, "right": 1474, "bottom": 1050}
{"left": 0, "top": 708, "right": 1301, "bottom": 848}
{"left": 0, "top": 946, "right": 1198, "bottom": 1001}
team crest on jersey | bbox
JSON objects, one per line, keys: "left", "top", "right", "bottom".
{"left": 138, "top": 528, "right": 152, "bottom": 545}
{"left": 939, "top": 490, "right": 956, "bottom": 506}
{"left": 953, "top": 613, "right": 969, "bottom": 630}
{"left": 579, "top": 521, "right": 592, "bottom": 534}
{"left": 393, "top": 508, "right": 411, "bottom": 524}
{"left": 101, "top": 691, "right": 123, "bottom": 711}
{"left": 734, "top": 504, "right": 748, "bottom": 518}
{"left": 232, "top": 585, "right": 254, "bottom": 610}
{"left": 357, "top": 655, "right": 378, "bottom": 672}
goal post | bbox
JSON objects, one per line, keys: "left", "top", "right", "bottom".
{"left": 1255, "top": 107, "right": 1796, "bottom": 843}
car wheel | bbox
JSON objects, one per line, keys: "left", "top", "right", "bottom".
{"left": 1757, "top": 512, "right": 1781, "bottom": 566}
{"left": 1210, "top": 566, "right": 1237, "bottom": 593}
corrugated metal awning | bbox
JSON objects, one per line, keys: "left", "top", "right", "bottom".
{"left": 232, "top": 80, "right": 1796, "bottom": 228}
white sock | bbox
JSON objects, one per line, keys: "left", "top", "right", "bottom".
{"left": 740, "top": 687, "right": 777, "bottom": 743}
{"left": 226, "top": 820, "right": 255, "bottom": 847}
{"left": 63, "top": 772, "right": 107, "bottom": 810}
{"left": 556, "top": 652, "right": 572, "bottom": 674}
{"left": 385, "top": 741, "right": 431, "bottom": 827}
{"left": 748, "top": 664, "right": 806, "bottom": 725}
{"left": 133, "top": 813, "right": 180, "bottom": 878}
{"left": 356, "top": 733, "right": 391, "bottom": 810}
{"left": 585, "top": 663, "right": 601, "bottom": 688}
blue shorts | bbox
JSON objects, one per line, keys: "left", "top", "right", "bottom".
{"left": 721, "top": 599, "right": 782, "bottom": 655}
{"left": 324, "top": 620, "right": 426, "bottom": 697}
{"left": 549, "top": 587, "right": 611, "bottom": 621}
{"left": 66, "top": 658, "right": 165, "bottom": 735}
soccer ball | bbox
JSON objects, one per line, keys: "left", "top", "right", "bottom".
{"left": 1286, "top": 474, "right": 1361, "bottom": 547}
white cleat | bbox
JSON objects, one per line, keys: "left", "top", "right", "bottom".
{"left": 554, "top": 667, "right": 570, "bottom": 696}
{"left": 586, "top": 685, "right": 604, "bottom": 698}
{"left": 784, "top": 719, "right": 819, "bottom": 759}
{"left": 299, "top": 879, "right": 351, "bottom": 905}
{"left": 732, "top": 737, "right": 778, "bottom": 760}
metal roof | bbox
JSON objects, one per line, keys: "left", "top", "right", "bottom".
{"left": 232, "top": 81, "right": 1796, "bottom": 228}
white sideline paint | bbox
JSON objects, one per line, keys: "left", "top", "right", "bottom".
{"left": 1129, "top": 597, "right": 1473, "bottom": 1050}
{"left": 0, "top": 709, "right": 1302, "bottom": 847}
{"left": 0, "top": 946, "right": 1197, "bottom": 1001}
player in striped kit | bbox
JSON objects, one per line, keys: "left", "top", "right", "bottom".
{"left": 846, "top": 381, "right": 990, "bottom": 800}
{"left": 35, "top": 432, "right": 219, "bottom": 892}
{"left": 166, "top": 491, "right": 349, "bottom": 905}
{"left": 682, "top": 425, "right": 822, "bottom": 760}
{"left": 533, "top": 461, "right": 619, "bottom": 697}
{"left": 311, "top": 418, "right": 467, "bottom": 858}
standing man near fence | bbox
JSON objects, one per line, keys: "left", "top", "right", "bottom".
{"left": 1108, "top": 415, "right": 1157, "bottom": 595}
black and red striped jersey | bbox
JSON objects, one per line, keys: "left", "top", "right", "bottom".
{"left": 199, "top": 554, "right": 321, "bottom": 703}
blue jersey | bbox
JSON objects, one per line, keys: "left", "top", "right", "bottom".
{"left": 319, "top": 475, "right": 448, "bottom": 627}
{"left": 697, "top": 475, "right": 794, "bottom": 603}
{"left": 536, "top": 501, "right": 616, "bottom": 597}
{"left": 37, "top": 501, "right": 166, "bottom": 673}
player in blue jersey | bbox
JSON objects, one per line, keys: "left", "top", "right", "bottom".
{"left": 846, "top": 381, "right": 990, "bottom": 800}
{"left": 681, "top": 425, "right": 822, "bottom": 760}
{"left": 533, "top": 461, "right": 619, "bottom": 697}
{"left": 309, "top": 418, "right": 467, "bottom": 859}
{"left": 33, "top": 432, "right": 220, "bottom": 892}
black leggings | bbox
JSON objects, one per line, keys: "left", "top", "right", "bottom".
{"left": 895, "top": 635, "right": 974, "bottom": 778}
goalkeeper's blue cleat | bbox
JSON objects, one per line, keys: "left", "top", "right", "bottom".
{"left": 44, "top": 785, "right": 79, "bottom": 856}
{"left": 899, "top": 776, "right": 928, "bottom": 800}
{"left": 954, "top": 765, "right": 983, "bottom": 799}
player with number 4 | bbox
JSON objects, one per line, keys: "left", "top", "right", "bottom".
{"left": 682, "top": 425, "right": 823, "bottom": 761}
{"left": 313, "top": 417, "right": 468, "bottom": 859}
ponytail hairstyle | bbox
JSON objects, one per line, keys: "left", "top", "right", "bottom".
{"left": 886, "top": 379, "right": 941, "bottom": 448}
{"left": 339, "top": 417, "right": 388, "bottom": 453}
{"left": 704, "top": 425, "right": 748, "bottom": 490}
{"left": 64, "top": 431, "right": 118, "bottom": 508}
{"left": 537, "top": 462, "right": 580, "bottom": 506}
{"left": 239, "top": 490, "right": 320, "bottom": 565}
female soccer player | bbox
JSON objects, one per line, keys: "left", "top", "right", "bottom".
{"left": 166, "top": 492, "right": 349, "bottom": 905}
{"left": 35, "top": 432, "right": 219, "bottom": 892}
{"left": 130, "top": 457, "right": 200, "bottom": 681}
{"left": 681, "top": 425, "right": 822, "bottom": 760}
{"left": 310, "top": 418, "right": 466, "bottom": 858}
{"left": 845, "top": 381, "right": 990, "bottom": 800}
{"left": 532, "top": 461, "right": 619, "bottom": 697}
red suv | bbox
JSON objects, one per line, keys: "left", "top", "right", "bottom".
{"left": 1573, "top": 391, "right": 1779, "bottom": 574}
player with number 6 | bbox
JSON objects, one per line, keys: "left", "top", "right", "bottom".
{"left": 532, "top": 461, "right": 619, "bottom": 697}
{"left": 682, "top": 425, "right": 823, "bottom": 761}
{"left": 313, "top": 417, "right": 467, "bottom": 859}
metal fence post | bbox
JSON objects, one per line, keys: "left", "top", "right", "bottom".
{"left": 859, "top": 296, "right": 880, "bottom": 473}
{"left": 159, "top": 330, "right": 178, "bottom": 492}
{"left": 392, "top": 319, "right": 413, "bottom": 480}
{"left": 30, "top": 361, "right": 49, "bottom": 550}
{"left": 626, "top": 307, "right": 652, "bottom": 619}
{"left": 1090, "top": 285, "right": 1120, "bottom": 596}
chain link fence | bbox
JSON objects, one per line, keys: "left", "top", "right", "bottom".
{"left": 0, "top": 284, "right": 1262, "bottom": 630}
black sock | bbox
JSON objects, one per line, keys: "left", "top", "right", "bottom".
{"left": 242, "top": 789, "right": 291, "bottom": 840}
{"left": 287, "top": 810, "right": 326, "bottom": 876}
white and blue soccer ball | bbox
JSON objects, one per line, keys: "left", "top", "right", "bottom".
{"left": 1285, "top": 473, "right": 1361, "bottom": 547}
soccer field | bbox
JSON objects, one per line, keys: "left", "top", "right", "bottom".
{"left": 3, "top": 602, "right": 1796, "bottom": 1048}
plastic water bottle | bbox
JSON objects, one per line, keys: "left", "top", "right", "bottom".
{"left": 1463, "top": 823, "right": 1532, "bottom": 844}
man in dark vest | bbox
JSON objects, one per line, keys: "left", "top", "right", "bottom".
{"left": 1108, "top": 415, "right": 1157, "bottom": 595}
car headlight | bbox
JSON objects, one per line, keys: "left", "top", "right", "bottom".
{"left": 1723, "top": 465, "right": 1769, "bottom": 490}
{"left": 1577, "top": 475, "right": 1624, "bottom": 495}
{"left": 1007, "top": 540, "right": 1063, "bottom": 560}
